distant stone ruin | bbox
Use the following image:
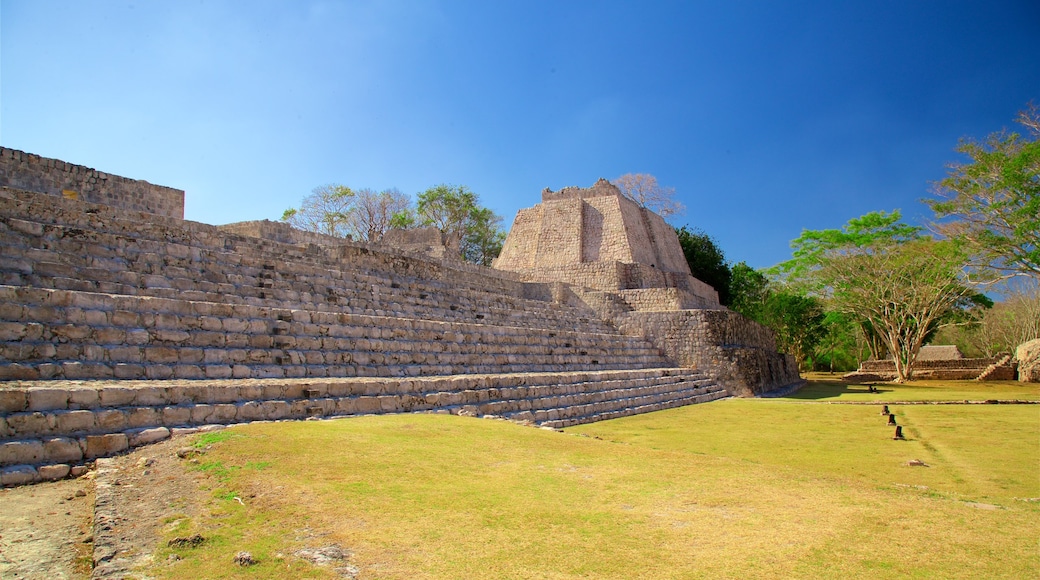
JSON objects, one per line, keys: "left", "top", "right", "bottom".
{"left": 844, "top": 344, "right": 1018, "bottom": 382}
{"left": 0, "top": 147, "right": 798, "bottom": 486}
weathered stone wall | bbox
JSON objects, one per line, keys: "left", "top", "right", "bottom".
{"left": 0, "top": 147, "right": 184, "bottom": 219}
{"left": 615, "top": 310, "right": 801, "bottom": 396}
{"left": 1016, "top": 339, "right": 1040, "bottom": 383}
{"left": 847, "top": 356, "right": 1018, "bottom": 381}
{"left": 496, "top": 179, "right": 696, "bottom": 280}
{"left": 217, "top": 220, "right": 346, "bottom": 247}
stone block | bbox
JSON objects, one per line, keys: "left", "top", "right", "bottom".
{"left": 5, "top": 412, "right": 54, "bottom": 437}
{"left": 0, "top": 440, "right": 45, "bottom": 465}
{"left": 162, "top": 405, "right": 192, "bottom": 426}
{"left": 0, "top": 364, "right": 41, "bottom": 380}
{"left": 263, "top": 400, "right": 291, "bottom": 419}
{"left": 94, "top": 409, "right": 128, "bottom": 431}
{"left": 62, "top": 362, "right": 113, "bottom": 379}
{"left": 99, "top": 387, "right": 135, "bottom": 407}
{"left": 67, "top": 387, "right": 99, "bottom": 408}
{"left": 27, "top": 387, "right": 69, "bottom": 412}
{"left": 210, "top": 404, "right": 237, "bottom": 423}
{"left": 238, "top": 402, "right": 265, "bottom": 421}
{"left": 204, "top": 365, "right": 233, "bottom": 379}
{"left": 113, "top": 364, "right": 146, "bottom": 379}
{"left": 0, "top": 390, "right": 28, "bottom": 413}
{"left": 133, "top": 387, "right": 167, "bottom": 406}
{"left": 38, "top": 463, "right": 71, "bottom": 481}
{"left": 0, "top": 321, "right": 27, "bottom": 341}
{"left": 85, "top": 433, "right": 128, "bottom": 459}
{"left": 127, "top": 427, "right": 170, "bottom": 447}
{"left": 43, "top": 437, "right": 83, "bottom": 463}
{"left": 1, "top": 465, "right": 39, "bottom": 486}
{"left": 127, "top": 407, "right": 160, "bottom": 428}
{"left": 56, "top": 410, "right": 95, "bottom": 433}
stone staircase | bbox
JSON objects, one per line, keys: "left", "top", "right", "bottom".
{"left": 0, "top": 369, "right": 729, "bottom": 484}
{"left": 0, "top": 187, "right": 731, "bottom": 485}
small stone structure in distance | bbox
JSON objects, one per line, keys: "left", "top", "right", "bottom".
{"left": 843, "top": 344, "right": 1020, "bottom": 382}
{"left": 0, "top": 147, "right": 797, "bottom": 486}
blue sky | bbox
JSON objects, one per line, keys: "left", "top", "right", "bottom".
{"left": 2, "top": 1, "right": 1037, "bottom": 268}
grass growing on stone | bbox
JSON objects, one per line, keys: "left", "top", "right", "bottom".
{"left": 150, "top": 383, "right": 1039, "bottom": 579}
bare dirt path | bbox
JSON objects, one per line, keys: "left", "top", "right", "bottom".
{"left": 0, "top": 434, "right": 207, "bottom": 580}
{"left": 0, "top": 477, "right": 94, "bottom": 579}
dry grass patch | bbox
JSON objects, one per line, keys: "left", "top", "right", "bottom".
{"left": 147, "top": 393, "right": 1038, "bottom": 579}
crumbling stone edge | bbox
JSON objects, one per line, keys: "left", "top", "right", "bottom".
{"left": 756, "top": 380, "right": 807, "bottom": 398}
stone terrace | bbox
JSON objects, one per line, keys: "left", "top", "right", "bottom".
{"left": 0, "top": 182, "right": 728, "bottom": 485}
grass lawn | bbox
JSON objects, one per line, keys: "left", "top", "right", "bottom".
{"left": 150, "top": 381, "right": 1039, "bottom": 579}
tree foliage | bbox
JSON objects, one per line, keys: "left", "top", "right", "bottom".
{"left": 674, "top": 226, "right": 732, "bottom": 305}
{"left": 932, "top": 282, "right": 1040, "bottom": 358}
{"left": 281, "top": 184, "right": 355, "bottom": 238}
{"left": 758, "top": 291, "right": 826, "bottom": 370}
{"left": 612, "top": 173, "right": 685, "bottom": 217}
{"left": 775, "top": 212, "right": 987, "bottom": 381}
{"left": 728, "top": 262, "right": 769, "bottom": 320}
{"left": 927, "top": 103, "right": 1040, "bottom": 281}
{"left": 411, "top": 184, "right": 505, "bottom": 266}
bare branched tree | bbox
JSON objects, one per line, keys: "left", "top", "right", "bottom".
{"left": 611, "top": 173, "right": 685, "bottom": 217}
{"left": 348, "top": 187, "right": 412, "bottom": 242}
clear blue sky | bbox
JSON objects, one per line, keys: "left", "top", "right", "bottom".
{"left": 2, "top": 1, "right": 1037, "bottom": 268}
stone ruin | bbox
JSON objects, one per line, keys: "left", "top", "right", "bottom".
{"left": 0, "top": 147, "right": 800, "bottom": 486}
{"left": 844, "top": 344, "right": 1019, "bottom": 382}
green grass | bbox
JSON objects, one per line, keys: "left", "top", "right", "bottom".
{"left": 147, "top": 383, "right": 1040, "bottom": 579}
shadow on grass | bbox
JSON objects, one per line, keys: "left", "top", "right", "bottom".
{"left": 783, "top": 380, "right": 894, "bottom": 400}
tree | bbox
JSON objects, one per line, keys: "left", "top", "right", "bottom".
{"left": 674, "top": 226, "right": 732, "bottom": 305}
{"left": 775, "top": 211, "right": 987, "bottom": 381}
{"left": 348, "top": 187, "right": 412, "bottom": 242}
{"left": 612, "top": 173, "right": 685, "bottom": 217}
{"left": 413, "top": 184, "right": 506, "bottom": 267}
{"left": 759, "top": 290, "right": 826, "bottom": 370}
{"left": 281, "top": 184, "right": 354, "bottom": 237}
{"left": 927, "top": 103, "right": 1040, "bottom": 281}
{"left": 815, "top": 237, "right": 977, "bottom": 382}
{"left": 932, "top": 281, "right": 1040, "bottom": 357}
{"left": 728, "top": 261, "right": 769, "bottom": 321}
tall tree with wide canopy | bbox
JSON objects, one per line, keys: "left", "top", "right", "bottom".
{"left": 777, "top": 212, "right": 981, "bottom": 381}
{"left": 927, "top": 103, "right": 1040, "bottom": 281}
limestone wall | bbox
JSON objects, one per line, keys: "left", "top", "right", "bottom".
{"left": 0, "top": 147, "right": 184, "bottom": 219}
{"left": 615, "top": 310, "right": 801, "bottom": 396}
{"left": 218, "top": 220, "right": 346, "bottom": 247}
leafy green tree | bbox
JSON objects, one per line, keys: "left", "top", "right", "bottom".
{"left": 728, "top": 262, "right": 769, "bottom": 321}
{"left": 414, "top": 184, "right": 505, "bottom": 266}
{"left": 813, "top": 311, "right": 869, "bottom": 373}
{"left": 776, "top": 212, "right": 987, "bottom": 381}
{"left": 927, "top": 104, "right": 1040, "bottom": 281}
{"left": 675, "top": 226, "right": 732, "bottom": 305}
{"left": 759, "top": 291, "right": 826, "bottom": 370}
{"left": 281, "top": 184, "right": 354, "bottom": 237}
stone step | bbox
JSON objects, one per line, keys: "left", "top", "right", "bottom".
{"left": 0, "top": 369, "right": 722, "bottom": 479}
{"left": 0, "top": 196, "right": 619, "bottom": 335}
{"left": 0, "top": 285, "right": 669, "bottom": 381}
